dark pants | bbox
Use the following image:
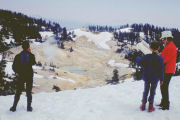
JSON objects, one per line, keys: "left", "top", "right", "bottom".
{"left": 142, "top": 81, "right": 158, "bottom": 104}
{"left": 12, "top": 76, "right": 33, "bottom": 108}
{"left": 160, "top": 73, "right": 173, "bottom": 107}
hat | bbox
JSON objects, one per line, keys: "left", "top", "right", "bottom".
{"left": 160, "top": 31, "right": 173, "bottom": 39}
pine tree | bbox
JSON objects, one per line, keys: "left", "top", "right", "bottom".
{"left": 61, "top": 27, "right": 68, "bottom": 40}
{"left": 0, "top": 58, "right": 7, "bottom": 94}
{"left": 0, "top": 59, "right": 6, "bottom": 81}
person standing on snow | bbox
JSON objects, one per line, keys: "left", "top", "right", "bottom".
{"left": 10, "top": 41, "right": 36, "bottom": 112}
{"left": 158, "top": 31, "right": 177, "bottom": 110}
{"left": 137, "top": 41, "right": 164, "bottom": 112}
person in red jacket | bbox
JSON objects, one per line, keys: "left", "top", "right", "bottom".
{"left": 158, "top": 31, "right": 177, "bottom": 110}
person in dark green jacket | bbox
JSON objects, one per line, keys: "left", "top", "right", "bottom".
{"left": 10, "top": 41, "right": 36, "bottom": 112}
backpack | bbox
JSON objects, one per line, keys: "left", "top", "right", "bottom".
{"left": 13, "top": 52, "right": 31, "bottom": 74}
{"left": 20, "top": 52, "right": 30, "bottom": 67}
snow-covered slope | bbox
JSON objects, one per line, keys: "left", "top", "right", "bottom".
{"left": 0, "top": 76, "right": 180, "bottom": 120}
{"left": 74, "top": 29, "right": 113, "bottom": 50}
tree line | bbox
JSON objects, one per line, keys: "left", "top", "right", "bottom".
{"left": 88, "top": 24, "right": 180, "bottom": 48}
{"left": 0, "top": 9, "right": 63, "bottom": 48}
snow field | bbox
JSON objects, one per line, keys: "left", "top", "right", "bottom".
{"left": 0, "top": 76, "right": 180, "bottom": 120}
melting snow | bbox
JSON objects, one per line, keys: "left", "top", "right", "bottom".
{"left": 108, "top": 60, "right": 129, "bottom": 68}
{"left": 5, "top": 62, "right": 14, "bottom": 75}
{"left": 74, "top": 29, "right": 113, "bottom": 50}
{"left": 48, "top": 76, "right": 75, "bottom": 83}
{"left": 39, "top": 31, "right": 54, "bottom": 39}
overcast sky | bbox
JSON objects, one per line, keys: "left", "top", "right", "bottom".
{"left": 0, "top": 0, "right": 180, "bottom": 29}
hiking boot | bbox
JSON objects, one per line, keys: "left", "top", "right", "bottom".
{"left": 148, "top": 104, "right": 155, "bottom": 112}
{"left": 10, "top": 106, "right": 16, "bottom": 112}
{"left": 160, "top": 106, "right": 169, "bottom": 110}
{"left": 27, "top": 102, "right": 33, "bottom": 112}
{"left": 140, "top": 103, "right": 146, "bottom": 111}
{"left": 160, "top": 102, "right": 170, "bottom": 110}
{"left": 27, "top": 106, "right": 33, "bottom": 112}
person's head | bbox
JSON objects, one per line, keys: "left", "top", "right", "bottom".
{"left": 22, "top": 41, "right": 30, "bottom": 51}
{"left": 160, "top": 31, "right": 173, "bottom": 45}
{"left": 150, "top": 41, "right": 160, "bottom": 53}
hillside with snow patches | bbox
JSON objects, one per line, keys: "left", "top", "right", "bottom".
{"left": 1, "top": 28, "right": 153, "bottom": 93}
{"left": 1, "top": 28, "right": 152, "bottom": 87}
{"left": 0, "top": 76, "right": 180, "bottom": 120}
{"left": 2, "top": 28, "right": 135, "bottom": 87}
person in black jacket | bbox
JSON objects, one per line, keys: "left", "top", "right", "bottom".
{"left": 10, "top": 41, "right": 36, "bottom": 112}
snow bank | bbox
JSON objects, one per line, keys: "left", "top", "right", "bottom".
{"left": 74, "top": 29, "right": 113, "bottom": 50}
{"left": 32, "top": 42, "right": 42, "bottom": 46}
{"left": 39, "top": 31, "right": 54, "bottom": 39}
{"left": 5, "top": 62, "right": 14, "bottom": 75}
{"left": 34, "top": 74, "right": 44, "bottom": 79}
{"left": 108, "top": 60, "right": 129, "bottom": 68}
{"left": 33, "top": 84, "right": 40, "bottom": 87}
{"left": 0, "top": 76, "right": 180, "bottom": 120}
{"left": 4, "top": 37, "right": 15, "bottom": 44}
{"left": 32, "top": 66, "right": 42, "bottom": 70}
{"left": 48, "top": 76, "right": 75, "bottom": 83}
{"left": 4, "top": 78, "right": 13, "bottom": 82}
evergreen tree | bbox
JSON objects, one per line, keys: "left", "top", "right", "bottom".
{"left": 0, "top": 58, "right": 6, "bottom": 94}
{"left": 0, "top": 59, "right": 6, "bottom": 81}
{"left": 61, "top": 27, "right": 68, "bottom": 40}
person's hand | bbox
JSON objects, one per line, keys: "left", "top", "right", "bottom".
{"left": 160, "top": 81, "right": 163, "bottom": 86}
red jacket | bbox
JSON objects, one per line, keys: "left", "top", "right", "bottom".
{"left": 160, "top": 41, "right": 177, "bottom": 73}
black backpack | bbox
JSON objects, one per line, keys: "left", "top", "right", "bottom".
{"left": 20, "top": 52, "right": 30, "bottom": 67}
{"left": 13, "top": 52, "right": 31, "bottom": 74}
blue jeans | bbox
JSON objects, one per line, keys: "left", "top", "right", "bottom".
{"left": 142, "top": 81, "right": 158, "bottom": 104}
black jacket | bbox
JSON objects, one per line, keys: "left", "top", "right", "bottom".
{"left": 12, "top": 51, "right": 36, "bottom": 78}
